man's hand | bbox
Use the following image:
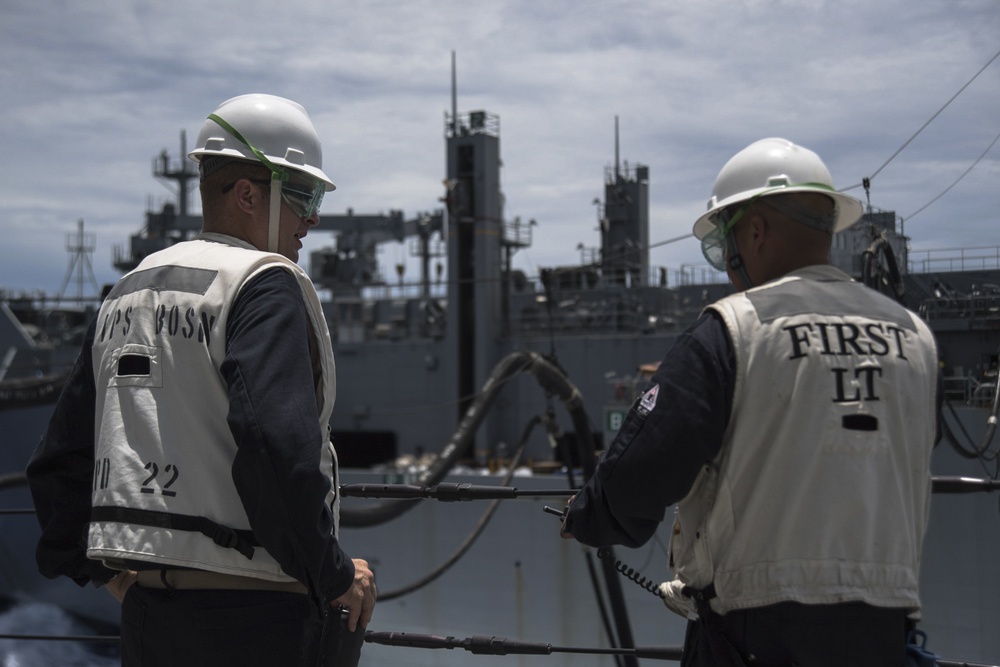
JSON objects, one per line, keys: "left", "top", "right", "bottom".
{"left": 104, "top": 570, "right": 138, "bottom": 603}
{"left": 331, "top": 559, "right": 377, "bottom": 632}
{"left": 559, "top": 495, "right": 575, "bottom": 539}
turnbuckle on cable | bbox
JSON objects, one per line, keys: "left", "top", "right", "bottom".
{"left": 364, "top": 631, "right": 684, "bottom": 661}
{"left": 339, "top": 482, "right": 575, "bottom": 501}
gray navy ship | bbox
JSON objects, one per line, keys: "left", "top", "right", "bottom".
{"left": 1, "top": 79, "right": 998, "bottom": 665}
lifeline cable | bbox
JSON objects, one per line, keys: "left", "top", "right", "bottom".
{"left": 364, "top": 631, "right": 684, "bottom": 661}
{"left": 339, "top": 483, "right": 574, "bottom": 500}
{"left": 342, "top": 476, "right": 1000, "bottom": 501}
{"left": 362, "top": 631, "right": 1000, "bottom": 667}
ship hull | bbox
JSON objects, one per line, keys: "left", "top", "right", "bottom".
{"left": 2, "top": 400, "right": 997, "bottom": 664}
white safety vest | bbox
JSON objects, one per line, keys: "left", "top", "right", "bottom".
{"left": 670, "top": 265, "right": 938, "bottom": 615}
{"left": 88, "top": 233, "right": 338, "bottom": 581}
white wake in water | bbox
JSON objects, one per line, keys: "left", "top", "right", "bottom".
{"left": 0, "top": 597, "right": 118, "bottom": 667}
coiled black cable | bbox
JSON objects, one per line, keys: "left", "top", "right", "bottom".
{"left": 597, "top": 546, "right": 664, "bottom": 599}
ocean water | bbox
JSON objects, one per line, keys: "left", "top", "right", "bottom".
{"left": 0, "top": 597, "right": 119, "bottom": 667}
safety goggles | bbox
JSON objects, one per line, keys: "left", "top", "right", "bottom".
{"left": 700, "top": 204, "right": 748, "bottom": 272}
{"left": 278, "top": 179, "right": 325, "bottom": 219}
{"left": 222, "top": 177, "right": 325, "bottom": 220}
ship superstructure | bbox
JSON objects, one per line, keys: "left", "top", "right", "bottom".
{"left": 98, "top": 90, "right": 999, "bottom": 470}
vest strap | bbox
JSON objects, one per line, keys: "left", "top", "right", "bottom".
{"left": 91, "top": 505, "right": 258, "bottom": 560}
{"left": 681, "top": 583, "right": 718, "bottom": 617}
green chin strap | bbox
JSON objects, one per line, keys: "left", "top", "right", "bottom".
{"left": 725, "top": 232, "right": 755, "bottom": 290}
{"left": 267, "top": 179, "right": 282, "bottom": 254}
{"left": 208, "top": 113, "right": 288, "bottom": 255}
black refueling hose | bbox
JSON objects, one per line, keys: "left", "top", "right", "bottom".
{"left": 339, "top": 351, "right": 596, "bottom": 528}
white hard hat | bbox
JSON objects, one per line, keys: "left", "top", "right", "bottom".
{"left": 188, "top": 93, "right": 335, "bottom": 191}
{"left": 692, "top": 138, "right": 862, "bottom": 240}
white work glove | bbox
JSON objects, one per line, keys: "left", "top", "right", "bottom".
{"left": 657, "top": 579, "right": 699, "bottom": 620}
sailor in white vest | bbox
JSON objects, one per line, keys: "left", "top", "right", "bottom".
{"left": 28, "top": 94, "right": 376, "bottom": 666}
{"left": 561, "top": 138, "right": 940, "bottom": 666}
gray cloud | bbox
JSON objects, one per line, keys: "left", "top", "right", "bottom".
{"left": 1, "top": 0, "right": 997, "bottom": 294}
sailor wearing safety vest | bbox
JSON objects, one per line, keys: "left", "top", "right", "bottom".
{"left": 560, "top": 138, "right": 940, "bottom": 666}
{"left": 28, "top": 94, "right": 376, "bottom": 666}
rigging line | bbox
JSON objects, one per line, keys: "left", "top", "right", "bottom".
{"left": 842, "top": 46, "right": 1000, "bottom": 192}
{"left": 904, "top": 128, "right": 1000, "bottom": 221}
{"left": 647, "top": 232, "right": 695, "bottom": 251}
{"left": 353, "top": 370, "right": 524, "bottom": 419}
{"left": 565, "top": 232, "right": 695, "bottom": 268}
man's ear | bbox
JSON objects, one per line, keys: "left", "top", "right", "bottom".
{"left": 231, "top": 179, "right": 257, "bottom": 214}
{"left": 747, "top": 213, "right": 768, "bottom": 254}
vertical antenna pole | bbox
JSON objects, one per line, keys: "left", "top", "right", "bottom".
{"left": 451, "top": 51, "right": 457, "bottom": 135}
{"left": 614, "top": 115, "right": 620, "bottom": 181}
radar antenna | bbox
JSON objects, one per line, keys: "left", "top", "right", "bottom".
{"left": 56, "top": 218, "right": 100, "bottom": 303}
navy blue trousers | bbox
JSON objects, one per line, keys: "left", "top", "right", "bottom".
{"left": 682, "top": 601, "right": 908, "bottom": 666}
{"left": 120, "top": 585, "right": 325, "bottom": 667}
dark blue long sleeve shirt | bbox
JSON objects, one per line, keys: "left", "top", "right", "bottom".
{"left": 565, "top": 311, "right": 736, "bottom": 548}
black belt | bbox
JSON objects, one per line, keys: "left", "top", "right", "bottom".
{"left": 135, "top": 569, "right": 306, "bottom": 593}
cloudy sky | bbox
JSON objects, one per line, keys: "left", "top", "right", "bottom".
{"left": 1, "top": 0, "right": 997, "bottom": 297}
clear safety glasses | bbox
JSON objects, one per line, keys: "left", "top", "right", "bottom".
{"left": 222, "top": 178, "right": 325, "bottom": 220}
